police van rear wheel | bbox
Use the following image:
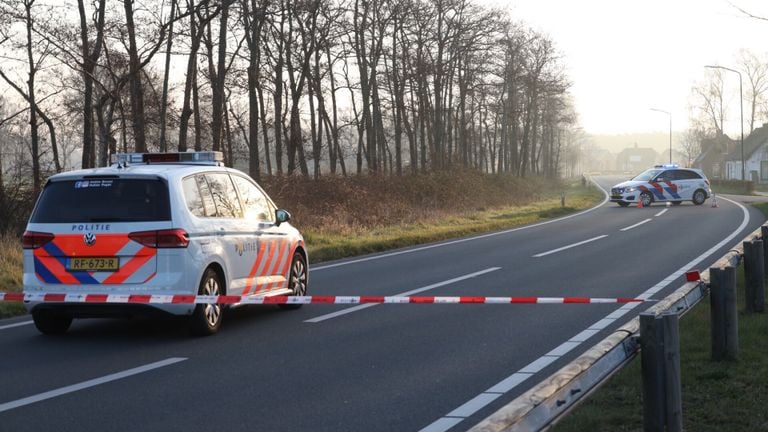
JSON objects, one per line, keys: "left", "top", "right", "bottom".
{"left": 692, "top": 189, "right": 706, "bottom": 205}
{"left": 189, "top": 268, "right": 223, "bottom": 336}
{"left": 279, "top": 252, "right": 308, "bottom": 311}
{"left": 32, "top": 311, "right": 72, "bottom": 335}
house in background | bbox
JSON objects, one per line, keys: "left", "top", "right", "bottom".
{"left": 693, "top": 134, "right": 735, "bottom": 180}
{"left": 723, "top": 123, "right": 768, "bottom": 182}
{"left": 615, "top": 144, "right": 660, "bottom": 173}
{"left": 582, "top": 146, "right": 614, "bottom": 173}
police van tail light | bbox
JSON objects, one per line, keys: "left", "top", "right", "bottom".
{"left": 22, "top": 231, "right": 54, "bottom": 249}
{"left": 129, "top": 229, "right": 189, "bottom": 248}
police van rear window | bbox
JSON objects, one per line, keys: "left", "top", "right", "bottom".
{"left": 31, "top": 178, "right": 171, "bottom": 223}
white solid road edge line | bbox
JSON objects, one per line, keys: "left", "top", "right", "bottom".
{"left": 419, "top": 195, "right": 750, "bottom": 432}
{"left": 532, "top": 235, "right": 608, "bottom": 258}
{"left": 304, "top": 267, "right": 501, "bottom": 323}
{"left": 0, "top": 357, "right": 188, "bottom": 413}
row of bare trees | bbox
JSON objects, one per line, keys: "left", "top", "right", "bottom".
{"left": 0, "top": 0, "right": 580, "bottom": 198}
{"left": 689, "top": 49, "right": 768, "bottom": 140}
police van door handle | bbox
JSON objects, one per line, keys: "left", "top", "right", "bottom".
{"left": 216, "top": 227, "right": 225, "bottom": 236}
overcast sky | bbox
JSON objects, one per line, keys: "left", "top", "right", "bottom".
{"left": 483, "top": 0, "right": 768, "bottom": 136}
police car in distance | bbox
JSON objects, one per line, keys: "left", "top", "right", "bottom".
{"left": 610, "top": 164, "right": 712, "bottom": 207}
{"left": 22, "top": 151, "right": 308, "bottom": 336}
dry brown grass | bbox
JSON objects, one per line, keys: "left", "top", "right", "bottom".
{"left": 262, "top": 170, "right": 556, "bottom": 234}
{"left": 0, "top": 232, "right": 25, "bottom": 317}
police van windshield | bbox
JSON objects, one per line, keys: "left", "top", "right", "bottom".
{"left": 631, "top": 169, "right": 662, "bottom": 182}
{"left": 31, "top": 178, "right": 171, "bottom": 223}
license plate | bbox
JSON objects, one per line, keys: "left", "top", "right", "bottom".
{"left": 611, "top": 195, "right": 621, "bottom": 199}
{"left": 67, "top": 257, "right": 119, "bottom": 272}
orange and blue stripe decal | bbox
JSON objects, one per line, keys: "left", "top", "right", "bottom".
{"left": 644, "top": 182, "right": 681, "bottom": 200}
{"left": 243, "top": 238, "right": 294, "bottom": 295}
{"left": 662, "top": 181, "right": 681, "bottom": 199}
{"left": 33, "top": 234, "right": 157, "bottom": 285}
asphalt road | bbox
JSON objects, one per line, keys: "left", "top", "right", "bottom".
{"left": 0, "top": 175, "right": 764, "bottom": 432}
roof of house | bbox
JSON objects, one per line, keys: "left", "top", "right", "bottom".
{"left": 616, "top": 146, "right": 658, "bottom": 159}
{"left": 694, "top": 134, "right": 735, "bottom": 166}
{"left": 725, "top": 124, "right": 768, "bottom": 161}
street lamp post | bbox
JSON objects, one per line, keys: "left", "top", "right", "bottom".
{"left": 705, "top": 65, "right": 745, "bottom": 181}
{"left": 650, "top": 108, "right": 672, "bottom": 164}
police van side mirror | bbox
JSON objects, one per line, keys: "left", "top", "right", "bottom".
{"left": 275, "top": 209, "right": 291, "bottom": 226}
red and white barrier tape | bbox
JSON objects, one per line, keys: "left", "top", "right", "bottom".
{"left": 0, "top": 292, "right": 645, "bottom": 305}
{"left": 1, "top": 272, "right": 702, "bottom": 306}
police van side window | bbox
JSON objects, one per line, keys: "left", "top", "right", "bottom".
{"left": 182, "top": 177, "right": 206, "bottom": 217}
{"left": 231, "top": 174, "right": 273, "bottom": 222}
{"left": 205, "top": 173, "right": 243, "bottom": 218}
{"left": 182, "top": 175, "right": 221, "bottom": 218}
{"left": 195, "top": 175, "right": 218, "bottom": 217}
{"left": 676, "top": 170, "right": 700, "bottom": 180}
{"left": 655, "top": 171, "right": 672, "bottom": 182}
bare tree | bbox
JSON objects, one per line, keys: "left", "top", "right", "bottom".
{"left": 208, "top": 0, "right": 229, "bottom": 153}
{"left": 736, "top": 49, "right": 768, "bottom": 134}
{"left": 241, "top": 0, "right": 269, "bottom": 179}
{"left": 158, "top": 0, "right": 178, "bottom": 151}
{"left": 122, "top": 0, "right": 191, "bottom": 153}
{"left": 690, "top": 68, "right": 727, "bottom": 136}
{"left": 0, "top": 0, "right": 62, "bottom": 194}
{"left": 78, "top": 0, "right": 107, "bottom": 167}
{"left": 679, "top": 127, "right": 705, "bottom": 167}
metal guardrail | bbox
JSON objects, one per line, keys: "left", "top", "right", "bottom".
{"left": 469, "top": 226, "right": 763, "bottom": 432}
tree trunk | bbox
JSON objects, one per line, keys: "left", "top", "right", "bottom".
{"left": 78, "top": 0, "right": 106, "bottom": 167}
{"left": 210, "top": 2, "right": 229, "bottom": 152}
{"left": 124, "top": 0, "right": 148, "bottom": 153}
{"left": 159, "top": 0, "right": 177, "bottom": 152}
{"left": 178, "top": 0, "right": 200, "bottom": 152}
{"left": 24, "top": 0, "right": 41, "bottom": 195}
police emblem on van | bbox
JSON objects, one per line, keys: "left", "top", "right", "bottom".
{"left": 84, "top": 232, "right": 96, "bottom": 246}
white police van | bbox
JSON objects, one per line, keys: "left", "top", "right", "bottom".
{"left": 610, "top": 164, "right": 712, "bottom": 207}
{"left": 22, "top": 152, "right": 308, "bottom": 336}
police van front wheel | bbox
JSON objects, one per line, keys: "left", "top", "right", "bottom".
{"left": 279, "top": 252, "right": 308, "bottom": 311}
{"left": 640, "top": 192, "right": 653, "bottom": 207}
{"left": 189, "top": 268, "right": 223, "bottom": 336}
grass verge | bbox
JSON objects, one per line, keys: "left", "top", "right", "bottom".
{"left": 712, "top": 179, "right": 755, "bottom": 195}
{"left": 305, "top": 182, "right": 599, "bottom": 262}
{"left": 552, "top": 203, "right": 768, "bottom": 431}
{"left": 0, "top": 233, "right": 25, "bottom": 318}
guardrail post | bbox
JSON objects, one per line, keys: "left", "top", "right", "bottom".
{"left": 641, "top": 312, "right": 684, "bottom": 432}
{"left": 744, "top": 240, "right": 765, "bottom": 313}
{"left": 710, "top": 266, "right": 739, "bottom": 361}
{"left": 761, "top": 226, "right": 768, "bottom": 275}
{"left": 640, "top": 313, "right": 665, "bottom": 431}
{"left": 662, "top": 312, "right": 683, "bottom": 432}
